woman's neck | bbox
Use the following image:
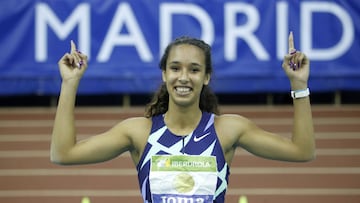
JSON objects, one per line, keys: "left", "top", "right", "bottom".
{"left": 164, "top": 106, "right": 202, "bottom": 136}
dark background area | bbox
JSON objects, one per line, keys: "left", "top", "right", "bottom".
{"left": 1, "top": 91, "right": 359, "bottom": 107}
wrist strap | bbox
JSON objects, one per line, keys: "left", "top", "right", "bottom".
{"left": 291, "top": 88, "right": 310, "bottom": 99}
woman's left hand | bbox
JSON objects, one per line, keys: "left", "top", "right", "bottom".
{"left": 282, "top": 32, "right": 310, "bottom": 90}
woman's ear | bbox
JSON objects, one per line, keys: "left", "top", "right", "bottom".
{"left": 204, "top": 73, "right": 210, "bottom": 85}
{"left": 162, "top": 70, "right": 166, "bottom": 82}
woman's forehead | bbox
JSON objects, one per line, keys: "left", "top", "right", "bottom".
{"left": 167, "top": 44, "right": 205, "bottom": 65}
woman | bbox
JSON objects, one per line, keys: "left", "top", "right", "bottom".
{"left": 51, "top": 33, "right": 315, "bottom": 203}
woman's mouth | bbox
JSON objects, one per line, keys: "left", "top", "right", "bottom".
{"left": 175, "top": 87, "right": 192, "bottom": 95}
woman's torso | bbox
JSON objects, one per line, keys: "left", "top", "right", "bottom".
{"left": 135, "top": 112, "right": 230, "bottom": 203}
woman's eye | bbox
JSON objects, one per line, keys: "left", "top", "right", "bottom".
{"left": 191, "top": 68, "right": 200, "bottom": 73}
{"left": 170, "top": 66, "right": 179, "bottom": 71}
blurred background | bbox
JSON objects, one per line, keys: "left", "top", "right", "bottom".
{"left": 0, "top": 0, "right": 359, "bottom": 203}
{"left": 1, "top": 0, "right": 360, "bottom": 106}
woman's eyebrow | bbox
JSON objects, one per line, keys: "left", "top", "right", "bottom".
{"left": 190, "top": 62, "right": 202, "bottom": 67}
{"left": 168, "top": 61, "right": 181, "bottom": 65}
{"left": 167, "top": 61, "right": 203, "bottom": 67}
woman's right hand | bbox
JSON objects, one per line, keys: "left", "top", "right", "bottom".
{"left": 58, "top": 40, "right": 88, "bottom": 83}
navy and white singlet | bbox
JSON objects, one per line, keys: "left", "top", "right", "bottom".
{"left": 136, "top": 112, "right": 230, "bottom": 203}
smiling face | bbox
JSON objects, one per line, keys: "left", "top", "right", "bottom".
{"left": 162, "top": 44, "right": 210, "bottom": 108}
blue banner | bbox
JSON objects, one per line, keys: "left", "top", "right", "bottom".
{"left": 0, "top": 0, "right": 359, "bottom": 95}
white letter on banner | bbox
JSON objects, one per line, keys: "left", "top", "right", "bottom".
{"left": 301, "top": 2, "right": 354, "bottom": 60}
{"left": 97, "top": 3, "right": 152, "bottom": 62}
{"left": 276, "top": 1, "right": 289, "bottom": 60}
{"left": 35, "top": 3, "right": 90, "bottom": 61}
{"left": 160, "top": 3, "right": 214, "bottom": 56}
{"left": 224, "top": 3, "right": 269, "bottom": 61}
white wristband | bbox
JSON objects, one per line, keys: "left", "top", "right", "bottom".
{"left": 291, "top": 88, "right": 310, "bottom": 99}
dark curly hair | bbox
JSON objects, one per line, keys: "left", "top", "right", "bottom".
{"left": 144, "top": 36, "right": 219, "bottom": 117}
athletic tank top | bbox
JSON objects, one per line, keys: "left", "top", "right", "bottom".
{"left": 136, "top": 112, "right": 230, "bottom": 203}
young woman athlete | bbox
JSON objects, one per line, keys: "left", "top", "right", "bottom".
{"left": 51, "top": 33, "right": 315, "bottom": 203}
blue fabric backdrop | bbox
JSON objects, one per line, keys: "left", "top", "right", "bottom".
{"left": 0, "top": 0, "right": 359, "bottom": 95}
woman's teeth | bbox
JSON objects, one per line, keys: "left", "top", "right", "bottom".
{"left": 175, "top": 87, "right": 191, "bottom": 94}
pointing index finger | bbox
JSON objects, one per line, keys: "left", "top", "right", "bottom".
{"left": 288, "top": 31, "right": 295, "bottom": 54}
{"left": 70, "top": 40, "right": 77, "bottom": 53}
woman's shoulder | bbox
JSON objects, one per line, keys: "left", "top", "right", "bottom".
{"left": 214, "top": 113, "right": 250, "bottom": 124}
{"left": 119, "top": 116, "right": 152, "bottom": 131}
{"left": 107, "top": 116, "right": 152, "bottom": 139}
{"left": 214, "top": 113, "right": 253, "bottom": 137}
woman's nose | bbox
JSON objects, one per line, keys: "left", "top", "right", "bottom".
{"left": 178, "top": 70, "right": 189, "bottom": 83}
